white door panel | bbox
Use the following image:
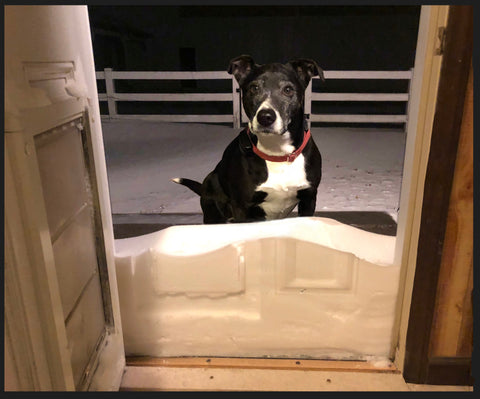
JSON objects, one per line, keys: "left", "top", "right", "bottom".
{"left": 5, "top": 6, "right": 124, "bottom": 390}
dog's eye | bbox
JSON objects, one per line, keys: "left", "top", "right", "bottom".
{"left": 283, "top": 85, "right": 295, "bottom": 96}
{"left": 249, "top": 84, "right": 260, "bottom": 94}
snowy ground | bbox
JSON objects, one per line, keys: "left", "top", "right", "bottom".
{"left": 101, "top": 120, "right": 406, "bottom": 221}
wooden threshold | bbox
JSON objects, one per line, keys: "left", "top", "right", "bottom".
{"left": 126, "top": 356, "right": 400, "bottom": 374}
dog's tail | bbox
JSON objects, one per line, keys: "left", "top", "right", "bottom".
{"left": 171, "top": 178, "right": 202, "bottom": 196}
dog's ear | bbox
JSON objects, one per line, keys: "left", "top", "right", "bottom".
{"left": 288, "top": 59, "right": 325, "bottom": 87}
{"left": 228, "top": 55, "right": 257, "bottom": 85}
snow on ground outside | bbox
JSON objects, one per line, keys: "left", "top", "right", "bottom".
{"left": 101, "top": 120, "right": 406, "bottom": 221}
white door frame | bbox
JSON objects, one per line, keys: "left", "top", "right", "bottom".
{"left": 392, "top": 5, "right": 449, "bottom": 371}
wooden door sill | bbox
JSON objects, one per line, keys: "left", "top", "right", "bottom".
{"left": 121, "top": 356, "right": 407, "bottom": 391}
{"left": 126, "top": 356, "right": 399, "bottom": 373}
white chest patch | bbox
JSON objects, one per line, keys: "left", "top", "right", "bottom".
{"left": 256, "top": 154, "right": 310, "bottom": 220}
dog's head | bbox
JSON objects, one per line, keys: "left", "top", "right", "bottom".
{"left": 228, "top": 55, "right": 324, "bottom": 136}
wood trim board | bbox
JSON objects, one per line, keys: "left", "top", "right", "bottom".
{"left": 426, "top": 357, "right": 474, "bottom": 386}
{"left": 126, "top": 356, "right": 399, "bottom": 374}
{"left": 402, "top": 5, "right": 473, "bottom": 384}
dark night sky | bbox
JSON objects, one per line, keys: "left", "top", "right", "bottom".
{"left": 88, "top": 6, "right": 421, "bottom": 125}
{"left": 88, "top": 6, "right": 421, "bottom": 72}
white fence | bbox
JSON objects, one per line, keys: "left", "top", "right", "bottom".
{"left": 96, "top": 68, "right": 413, "bottom": 129}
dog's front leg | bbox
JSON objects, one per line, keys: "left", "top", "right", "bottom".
{"left": 297, "top": 188, "right": 317, "bottom": 216}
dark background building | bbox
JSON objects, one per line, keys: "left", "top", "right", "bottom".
{"left": 88, "top": 6, "right": 421, "bottom": 127}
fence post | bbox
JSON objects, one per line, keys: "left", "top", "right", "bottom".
{"left": 304, "top": 80, "right": 312, "bottom": 130}
{"left": 232, "top": 77, "right": 241, "bottom": 129}
{"left": 104, "top": 68, "right": 117, "bottom": 120}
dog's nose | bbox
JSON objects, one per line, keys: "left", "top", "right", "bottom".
{"left": 257, "top": 108, "right": 276, "bottom": 127}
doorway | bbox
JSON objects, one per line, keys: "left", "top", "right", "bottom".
{"left": 88, "top": 6, "right": 420, "bottom": 239}
{"left": 90, "top": 5, "right": 430, "bottom": 363}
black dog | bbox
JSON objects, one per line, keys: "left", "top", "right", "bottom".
{"left": 173, "top": 55, "right": 324, "bottom": 224}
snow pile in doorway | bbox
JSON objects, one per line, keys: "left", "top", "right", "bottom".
{"left": 115, "top": 216, "right": 395, "bottom": 266}
{"left": 114, "top": 216, "right": 399, "bottom": 359}
{"left": 101, "top": 121, "right": 406, "bottom": 220}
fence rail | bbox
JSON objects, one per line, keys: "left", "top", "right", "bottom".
{"left": 96, "top": 68, "right": 413, "bottom": 128}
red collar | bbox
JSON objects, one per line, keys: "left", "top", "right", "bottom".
{"left": 246, "top": 128, "right": 311, "bottom": 162}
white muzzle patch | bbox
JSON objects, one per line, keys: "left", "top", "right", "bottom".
{"left": 250, "top": 99, "right": 285, "bottom": 134}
